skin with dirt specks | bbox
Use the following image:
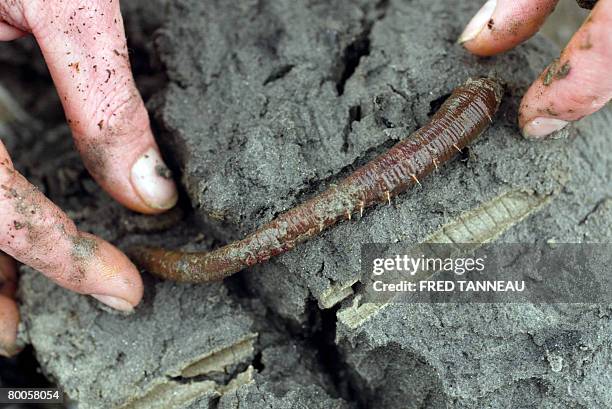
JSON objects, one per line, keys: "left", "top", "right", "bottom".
{"left": 130, "top": 78, "right": 504, "bottom": 283}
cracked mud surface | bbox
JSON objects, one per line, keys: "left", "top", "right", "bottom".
{"left": 1, "top": 0, "right": 611, "bottom": 408}
{"left": 156, "top": 0, "right": 575, "bottom": 322}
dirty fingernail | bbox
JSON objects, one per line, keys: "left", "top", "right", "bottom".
{"left": 458, "top": 0, "right": 497, "bottom": 44}
{"left": 522, "top": 117, "right": 569, "bottom": 139}
{"left": 91, "top": 294, "right": 135, "bottom": 312}
{"left": 130, "top": 147, "right": 178, "bottom": 210}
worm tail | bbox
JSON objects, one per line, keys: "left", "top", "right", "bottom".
{"left": 128, "top": 245, "right": 244, "bottom": 283}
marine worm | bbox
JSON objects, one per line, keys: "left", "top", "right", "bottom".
{"left": 129, "top": 78, "right": 504, "bottom": 283}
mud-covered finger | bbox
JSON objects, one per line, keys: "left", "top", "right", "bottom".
{"left": 0, "top": 140, "right": 143, "bottom": 311}
{"left": 24, "top": 2, "right": 177, "bottom": 213}
{"left": 520, "top": 0, "right": 612, "bottom": 138}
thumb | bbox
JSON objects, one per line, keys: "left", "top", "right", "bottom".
{"left": 23, "top": 1, "right": 178, "bottom": 213}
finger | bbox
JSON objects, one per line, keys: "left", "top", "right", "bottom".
{"left": 0, "top": 140, "right": 143, "bottom": 311}
{"left": 520, "top": 0, "right": 612, "bottom": 138}
{"left": 0, "top": 21, "right": 26, "bottom": 41}
{"left": 30, "top": 2, "right": 177, "bottom": 213}
{"left": 0, "top": 252, "right": 19, "bottom": 357}
{"left": 459, "top": 0, "right": 559, "bottom": 56}
{"left": 0, "top": 296, "right": 20, "bottom": 357}
{"left": 0, "top": 251, "right": 16, "bottom": 297}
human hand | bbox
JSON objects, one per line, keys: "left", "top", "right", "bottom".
{"left": 0, "top": 0, "right": 178, "bottom": 356}
{"left": 458, "top": 0, "right": 612, "bottom": 138}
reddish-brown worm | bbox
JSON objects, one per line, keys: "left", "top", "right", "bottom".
{"left": 129, "top": 78, "right": 504, "bottom": 283}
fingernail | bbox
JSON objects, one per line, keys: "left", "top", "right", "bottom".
{"left": 131, "top": 148, "right": 178, "bottom": 210}
{"left": 522, "top": 117, "right": 569, "bottom": 139}
{"left": 458, "top": 0, "right": 497, "bottom": 44}
{"left": 91, "top": 294, "right": 135, "bottom": 312}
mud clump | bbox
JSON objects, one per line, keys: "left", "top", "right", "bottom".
{"left": 543, "top": 58, "right": 571, "bottom": 86}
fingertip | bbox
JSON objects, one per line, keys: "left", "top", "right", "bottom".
{"left": 459, "top": 0, "right": 558, "bottom": 57}
{"left": 458, "top": 0, "right": 497, "bottom": 46}
{"left": 76, "top": 129, "right": 178, "bottom": 215}
{"left": 0, "top": 253, "right": 19, "bottom": 356}
{"left": 0, "top": 296, "right": 20, "bottom": 357}
{"left": 0, "top": 252, "right": 17, "bottom": 289}
{"left": 77, "top": 233, "right": 144, "bottom": 311}
{"left": 0, "top": 22, "right": 27, "bottom": 41}
{"left": 519, "top": 91, "right": 571, "bottom": 139}
{"left": 519, "top": 0, "right": 612, "bottom": 138}
{"left": 90, "top": 294, "right": 135, "bottom": 313}
{"left": 521, "top": 117, "right": 569, "bottom": 139}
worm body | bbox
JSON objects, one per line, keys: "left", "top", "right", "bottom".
{"left": 130, "top": 78, "right": 503, "bottom": 283}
